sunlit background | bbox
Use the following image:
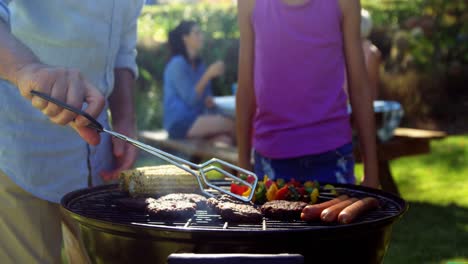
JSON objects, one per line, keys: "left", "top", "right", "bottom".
{"left": 134, "top": 1, "right": 468, "bottom": 263}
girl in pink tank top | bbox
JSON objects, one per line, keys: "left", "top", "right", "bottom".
{"left": 236, "top": 0, "right": 380, "bottom": 188}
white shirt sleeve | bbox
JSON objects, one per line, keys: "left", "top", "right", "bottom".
{"left": 115, "top": 0, "right": 144, "bottom": 79}
{"left": 0, "top": 0, "right": 11, "bottom": 27}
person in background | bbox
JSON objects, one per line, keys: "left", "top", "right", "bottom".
{"left": 0, "top": 1, "right": 144, "bottom": 263}
{"left": 236, "top": 0, "right": 380, "bottom": 188}
{"left": 344, "top": 8, "right": 382, "bottom": 101}
{"left": 163, "top": 20, "right": 235, "bottom": 144}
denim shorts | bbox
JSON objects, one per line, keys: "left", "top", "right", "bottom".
{"left": 254, "top": 142, "right": 355, "bottom": 184}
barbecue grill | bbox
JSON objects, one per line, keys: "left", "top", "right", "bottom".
{"left": 61, "top": 183, "right": 408, "bottom": 264}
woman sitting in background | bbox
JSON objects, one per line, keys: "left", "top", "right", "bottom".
{"left": 163, "top": 20, "right": 235, "bottom": 144}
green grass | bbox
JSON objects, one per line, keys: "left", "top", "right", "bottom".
{"left": 355, "top": 135, "right": 468, "bottom": 264}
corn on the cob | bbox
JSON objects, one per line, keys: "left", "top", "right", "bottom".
{"left": 119, "top": 165, "right": 202, "bottom": 197}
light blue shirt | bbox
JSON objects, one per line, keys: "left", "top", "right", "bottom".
{"left": 0, "top": 0, "right": 144, "bottom": 203}
{"left": 163, "top": 55, "right": 212, "bottom": 139}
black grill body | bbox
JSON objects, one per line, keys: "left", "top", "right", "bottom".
{"left": 61, "top": 183, "right": 408, "bottom": 264}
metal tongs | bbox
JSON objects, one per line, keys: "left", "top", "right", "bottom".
{"left": 30, "top": 90, "right": 258, "bottom": 202}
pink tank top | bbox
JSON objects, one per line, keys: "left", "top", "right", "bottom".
{"left": 252, "top": 0, "right": 352, "bottom": 158}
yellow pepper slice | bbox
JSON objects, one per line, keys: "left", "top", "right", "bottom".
{"left": 323, "top": 184, "right": 338, "bottom": 196}
{"left": 310, "top": 188, "right": 319, "bottom": 204}
{"left": 242, "top": 187, "right": 252, "bottom": 197}
{"left": 266, "top": 183, "right": 278, "bottom": 201}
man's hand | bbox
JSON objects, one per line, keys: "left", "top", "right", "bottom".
{"left": 100, "top": 119, "right": 138, "bottom": 182}
{"left": 16, "top": 63, "right": 105, "bottom": 145}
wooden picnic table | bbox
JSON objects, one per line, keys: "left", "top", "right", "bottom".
{"left": 139, "top": 127, "right": 447, "bottom": 196}
{"left": 353, "top": 127, "right": 446, "bottom": 196}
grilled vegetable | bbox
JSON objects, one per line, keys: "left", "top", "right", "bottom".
{"left": 276, "top": 178, "right": 285, "bottom": 188}
{"left": 309, "top": 188, "right": 319, "bottom": 204}
{"left": 229, "top": 175, "right": 336, "bottom": 205}
{"left": 266, "top": 183, "right": 278, "bottom": 201}
{"left": 119, "top": 165, "right": 201, "bottom": 197}
{"left": 275, "top": 185, "right": 290, "bottom": 200}
{"left": 230, "top": 183, "right": 249, "bottom": 195}
{"left": 254, "top": 182, "right": 267, "bottom": 204}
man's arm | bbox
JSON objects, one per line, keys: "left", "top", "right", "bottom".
{"left": 100, "top": 1, "right": 144, "bottom": 181}
{"left": 236, "top": 0, "right": 256, "bottom": 171}
{"left": 109, "top": 69, "right": 136, "bottom": 130}
{"left": 0, "top": 18, "right": 37, "bottom": 87}
{"left": 101, "top": 68, "right": 138, "bottom": 181}
{"left": 340, "top": 0, "right": 380, "bottom": 188}
{"left": 0, "top": 17, "right": 104, "bottom": 145}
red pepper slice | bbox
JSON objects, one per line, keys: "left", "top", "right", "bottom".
{"left": 230, "top": 183, "right": 249, "bottom": 195}
{"left": 275, "top": 185, "right": 290, "bottom": 200}
{"left": 246, "top": 175, "right": 256, "bottom": 184}
{"left": 289, "top": 178, "right": 301, "bottom": 188}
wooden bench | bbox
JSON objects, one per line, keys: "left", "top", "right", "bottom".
{"left": 139, "top": 128, "right": 447, "bottom": 196}
{"left": 354, "top": 127, "right": 446, "bottom": 196}
{"left": 138, "top": 130, "right": 239, "bottom": 165}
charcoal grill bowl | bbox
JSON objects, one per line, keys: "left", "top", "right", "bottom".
{"left": 61, "top": 183, "right": 408, "bottom": 264}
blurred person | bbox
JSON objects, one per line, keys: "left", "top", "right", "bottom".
{"left": 163, "top": 20, "right": 235, "bottom": 144}
{"left": 0, "top": 1, "right": 144, "bottom": 263}
{"left": 236, "top": 0, "right": 379, "bottom": 188}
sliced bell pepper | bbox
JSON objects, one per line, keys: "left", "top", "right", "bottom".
{"left": 305, "top": 186, "right": 315, "bottom": 194}
{"left": 265, "top": 179, "right": 274, "bottom": 189}
{"left": 287, "top": 185, "right": 301, "bottom": 201}
{"left": 230, "top": 183, "right": 249, "bottom": 195}
{"left": 313, "top": 180, "right": 320, "bottom": 189}
{"left": 310, "top": 188, "right": 319, "bottom": 204}
{"left": 288, "top": 178, "right": 301, "bottom": 188}
{"left": 254, "top": 182, "right": 267, "bottom": 204}
{"left": 276, "top": 178, "right": 285, "bottom": 189}
{"left": 295, "top": 186, "right": 308, "bottom": 202}
{"left": 246, "top": 175, "right": 256, "bottom": 184}
{"left": 275, "top": 185, "right": 290, "bottom": 200}
{"left": 323, "top": 184, "right": 337, "bottom": 196}
{"left": 242, "top": 187, "right": 252, "bottom": 198}
{"left": 266, "top": 183, "right": 278, "bottom": 201}
{"left": 303, "top": 180, "right": 315, "bottom": 189}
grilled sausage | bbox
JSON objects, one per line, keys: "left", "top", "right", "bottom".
{"left": 338, "top": 197, "right": 380, "bottom": 224}
{"left": 300, "top": 195, "right": 349, "bottom": 221}
{"left": 320, "top": 197, "right": 359, "bottom": 223}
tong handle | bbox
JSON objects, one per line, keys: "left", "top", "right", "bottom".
{"left": 30, "top": 90, "right": 104, "bottom": 131}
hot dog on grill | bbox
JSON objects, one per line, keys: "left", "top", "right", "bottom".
{"left": 320, "top": 197, "right": 359, "bottom": 223}
{"left": 338, "top": 197, "right": 380, "bottom": 224}
{"left": 300, "top": 194, "right": 349, "bottom": 221}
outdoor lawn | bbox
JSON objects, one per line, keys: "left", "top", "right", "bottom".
{"left": 354, "top": 135, "right": 468, "bottom": 264}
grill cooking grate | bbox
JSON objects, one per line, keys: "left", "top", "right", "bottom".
{"left": 65, "top": 184, "right": 404, "bottom": 231}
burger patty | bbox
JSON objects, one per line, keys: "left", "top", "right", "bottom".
{"left": 115, "top": 193, "right": 208, "bottom": 220}
{"left": 207, "top": 195, "right": 263, "bottom": 223}
{"left": 157, "top": 193, "right": 208, "bottom": 209}
{"left": 260, "top": 200, "right": 309, "bottom": 220}
{"left": 146, "top": 200, "right": 197, "bottom": 220}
